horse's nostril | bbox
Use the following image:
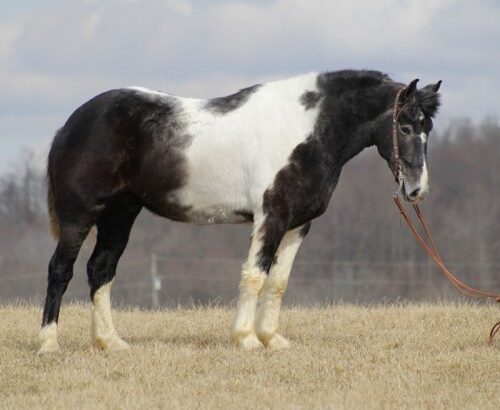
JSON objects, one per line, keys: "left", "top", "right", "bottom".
{"left": 409, "top": 188, "right": 420, "bottom": 198}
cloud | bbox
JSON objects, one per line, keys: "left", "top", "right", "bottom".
{"left": 5, "top": 1, "right": 500, "bottom": 81}
{"left": 82, "top": 10, "right": 102, "bottom": 40}
{"left": 0, "top": 16, "right": 26, "bottom": 67}
{"left": 1, "top": 0, "right": 500, "bottom": 173}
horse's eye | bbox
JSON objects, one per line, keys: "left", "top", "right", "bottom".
{"left": 399, "top": 125, "right": 412, "bottom": 135}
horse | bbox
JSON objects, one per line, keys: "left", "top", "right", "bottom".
{"left": 37, "top": 70, "right": 441, "bottom": 354}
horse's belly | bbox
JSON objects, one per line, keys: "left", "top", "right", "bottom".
{"left": 184, "top": 204, "right": 253, "bottom": 225}
{"left": 174, "top": 186, "right": 252, "bottom": 224}
{"left": 172, "top": 167, "right": 253, "bottom": 224}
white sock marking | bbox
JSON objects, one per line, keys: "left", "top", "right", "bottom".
{"left": 38, "top": 322, "right": 60, "bottom": 354}
{"left": 231, "top": 229, "right": 267, "bottom": 349}
{"left": 92, "top": 281, "right": 129, "bottom": 350}
{"left": 255, "top": 227, "right": 304, "bottom": 346}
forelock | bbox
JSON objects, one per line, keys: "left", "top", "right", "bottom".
{"left": 417, "top": 89, "right": 441, "bottom": 118}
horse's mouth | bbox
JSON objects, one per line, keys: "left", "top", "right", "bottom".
{"left": 401, "top": 181, "right": 429, "bottom": 204}
{"left": 405, "top": 194, "right": 421, "bottom": 204}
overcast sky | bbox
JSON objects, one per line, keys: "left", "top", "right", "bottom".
{"left": 1, "top": 0, "right": 499, "bottom": 173}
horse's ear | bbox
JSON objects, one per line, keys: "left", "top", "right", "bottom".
{"left": 402, "top": 79, "right": 419, "bottom": 101}
{"left": 432, "top": 80, "right": 442, "bottom": 92}
{"left": 418, "top": 81, "right": 442, "bottom": 118}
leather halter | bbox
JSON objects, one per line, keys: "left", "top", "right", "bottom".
{"left": 391, "top": 87, "right": 406, "bottom": 184}
{"left": 391, "top": 86, "right": 500, "bottom": 346}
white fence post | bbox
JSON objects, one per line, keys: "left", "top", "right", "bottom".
{"left": 150, "top": 253, "right": 161, "bottom": 309}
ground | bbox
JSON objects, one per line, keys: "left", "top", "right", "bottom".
{"left": 1, "top": 302, "right": 499, "bottom": 409}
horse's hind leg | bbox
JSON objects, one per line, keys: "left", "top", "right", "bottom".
{"left": 38, "top": 223, "right": 91, "bottom": 354}
{"left": 87, "top": 197, "right": 141, "bottom": 350}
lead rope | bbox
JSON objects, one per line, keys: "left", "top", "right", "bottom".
{"left": 391, "top": 88, "right": 500, "bottom": 346}
{"left": 393, "top": 196, "right": 500, "bottom": 345}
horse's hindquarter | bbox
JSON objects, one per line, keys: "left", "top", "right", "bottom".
{"left": 175, "top": 77, "right": 320, "bottom": 225}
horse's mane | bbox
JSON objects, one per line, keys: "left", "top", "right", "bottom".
{"left": 318, "top": 70, "right": 392, "bottom": 93}
{"left": 321, "top": 69, "right": 390, "bottom": 82}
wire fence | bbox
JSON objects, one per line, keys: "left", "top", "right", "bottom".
{"left": 2, "top": 254, "right": 498, "bottom": 308}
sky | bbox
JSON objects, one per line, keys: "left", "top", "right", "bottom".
{"left": 1, "top": 0, "right": 500, "bottom": 173}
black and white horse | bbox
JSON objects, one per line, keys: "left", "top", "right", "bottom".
{"left": 38, "top": 70, "right": 441, "bottom": 353}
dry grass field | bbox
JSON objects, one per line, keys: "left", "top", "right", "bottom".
{"left": 1, "top": 302, "right": 499, "bottom": 409}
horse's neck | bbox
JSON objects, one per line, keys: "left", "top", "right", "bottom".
{"left": 315, "top": 111, "right": 378, "bottom": 170}
{"left": 316, "top": 81, "right": 394, "bottom": 167}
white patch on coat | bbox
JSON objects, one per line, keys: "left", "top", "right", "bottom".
{"left": 91, "top": 281, "right": 129, "bottom": 350}
{"left": 37, "top": 322, "right": 60, "bottom": 354}
{"left": 419, "top": 157, "right": 429, "bottom": 196}
{"left": 255, "top": 226, "right": 304, "bottom": 349}
{"left": 174, "top": 73, "right": 321, "bottom": 222}
{"left": 419, "top": 132, "right": 429, "bottom": 195}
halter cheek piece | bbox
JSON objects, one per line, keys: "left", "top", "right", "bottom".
{"left": 391, "top": 87, "right": 408, "bottom": 188}
{"left": 390, "top": 86, "right": 500, "bottom": 345}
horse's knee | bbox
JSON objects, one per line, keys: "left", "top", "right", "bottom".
{"left": 256, "top": 216, "right": 288, "bottom": 274}
{"left": 264, "top": 277, "right": 288, "bottom": 297}
{"left": 239, "top": 268, "right": 266, "bottom": 296}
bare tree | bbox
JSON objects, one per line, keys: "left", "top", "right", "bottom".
{"left": 1, "top": 119, "right": 499, "bottom": 305}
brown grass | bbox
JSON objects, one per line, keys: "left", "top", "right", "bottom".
{"left": 1, "top": 302, "right": 499, "bottom": 409}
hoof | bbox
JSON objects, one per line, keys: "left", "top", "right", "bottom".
{"left": 37, "top": 323, "right": 60, "bottom": 355}
{"left": 93, "top": 336, "right": 130, "bottom": 351}
{"left": 266, "top": 334, "right": 291, "bottom": 350}
{"left": 37, "top": 340, "right": 60, "bottom": 355}
{"left": 233, "top": 333, "right": 265, "bottom": 350}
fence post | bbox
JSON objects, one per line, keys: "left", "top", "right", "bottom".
{"left": 150, "top": 253, "right": 161, "bottom": 309}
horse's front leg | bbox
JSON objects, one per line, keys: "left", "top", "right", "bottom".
{"left": 231, "top": 217, "right": 287, "bottom": 350}
{"left": 255, "top": 223, "right": 310, "bottom": 349}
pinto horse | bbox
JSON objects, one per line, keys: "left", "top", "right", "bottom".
{"left": 38, "top": 70, "right": 441, "bottom": 353}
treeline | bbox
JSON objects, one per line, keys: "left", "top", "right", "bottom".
{"left": 0, "top": 119, "right": 499, "bottom": 305}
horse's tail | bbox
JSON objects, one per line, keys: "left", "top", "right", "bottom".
{"left": 47, "top": 171, "right": 60, "bottom": 240}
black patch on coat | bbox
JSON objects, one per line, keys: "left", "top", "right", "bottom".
{"left": 300, "top": 91, "right": 321, "bottom": 110}
{"left": 257, "top": 135, "right": 341, "bottom": 273}
{"left": 300, "top": 222, "right": 311, "bottom": 237}
{"left": 204, "top": 85, "right": 260, "bottom": 114}
{"left": 87, "top": 193, "right": 141, "bottom": 299}
{"left": 47, "top": 88, "right": 193, "bottom": 225}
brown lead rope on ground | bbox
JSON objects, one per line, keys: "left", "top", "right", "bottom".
{"left": 391, "top": 86, "right": 499, "bottom": 346}
{"left": 414, "top": 203, "right": 499, "bottom": 300}
{"left": 393, "top": 191, "right": 500, "bottom": 345}
{"left": 490, "top": 321, "right": 500, "bottom": 345}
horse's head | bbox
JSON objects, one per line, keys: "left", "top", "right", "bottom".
{"left": 377, "top": 79, "right": 442, "bottom": 203}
